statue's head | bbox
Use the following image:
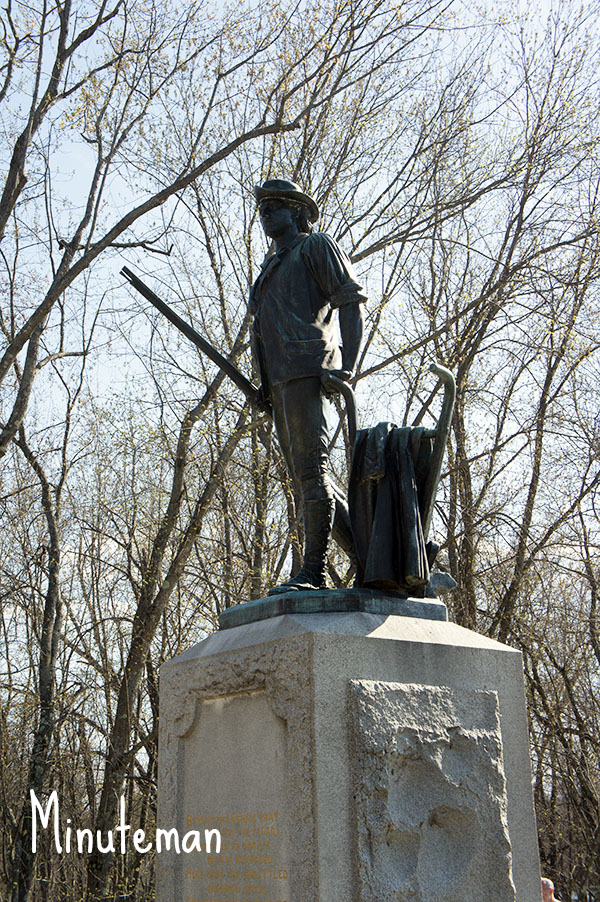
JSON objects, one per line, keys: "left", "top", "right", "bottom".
{"left": 254, "top": 179, "right": 319, "bottom": 234}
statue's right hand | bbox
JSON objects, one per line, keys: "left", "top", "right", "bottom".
{"left": 256, "top": 384, "right": 272, "bottom": 416}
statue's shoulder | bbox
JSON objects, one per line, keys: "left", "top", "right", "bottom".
{"left": 303, "top": 230, "right": 337, "bottom": 246}
{"left": 300, "top": 231, "right": 344, "bottom": 259}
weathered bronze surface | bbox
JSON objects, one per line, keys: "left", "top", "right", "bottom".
{"left": 218, "top": 587, "right": 448, "bottom": 630}
{"left": 250, "top": 179, "right": 367, "bottom": 594}
{"left": 125, "top": 179, "right": 455, "bottom": 605}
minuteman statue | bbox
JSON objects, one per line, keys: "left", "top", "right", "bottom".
{"left": 250, "top": 179, "right": 367, "bottom": 595}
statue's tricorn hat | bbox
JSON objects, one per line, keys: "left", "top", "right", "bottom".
{"left": 254, "top": 178, "right": 319, "bottom": 223}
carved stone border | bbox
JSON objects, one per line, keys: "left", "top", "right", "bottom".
{"left": 158, "top": 635, "right": 315, "bottom": 902}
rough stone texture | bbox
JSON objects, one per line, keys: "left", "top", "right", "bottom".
{"left": 349, "top": 680, "right": 515, "bottom": 902}
{"left": 157, "top": 612, "right": 541, "bottom": 902}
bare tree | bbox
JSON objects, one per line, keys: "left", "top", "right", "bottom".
{"left": 2, "top": 0, "right": 600, "bottom": 900}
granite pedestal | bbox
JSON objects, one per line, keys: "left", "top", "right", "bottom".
{"left": 157, "top": 601, "right": 541, "bottom": 902}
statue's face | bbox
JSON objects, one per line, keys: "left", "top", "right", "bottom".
{"left": 258, "top": 199, "right": 297, "bottom": 240}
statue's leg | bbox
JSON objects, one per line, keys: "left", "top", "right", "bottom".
{"left": 268, "top": 377, "right": 334, "bottom": 594}
{"left": 271, "top": 382, "right": 355, "bottom": 565}
{"left": 270, "top": 384, "right": 294, "bottom": 485}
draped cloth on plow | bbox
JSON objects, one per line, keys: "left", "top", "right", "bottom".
{"left": 348, "top": 423, "right": 435, "bottom": 595}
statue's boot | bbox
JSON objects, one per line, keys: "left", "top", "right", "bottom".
{"left": 268, "top": 498, "right": 334, "bottom": 595}
{"left": 332, "top": 494, "right": 356, "bottom": 564}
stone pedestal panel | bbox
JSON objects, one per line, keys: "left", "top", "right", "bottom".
{"left": 158, "top": 635, "right": 314, "bottom": 902}
{"left": 157, "top": 612, "right": 541, "bottom": 902}
{"left": 349, "top": 681, "right": 514, "bottom": 901}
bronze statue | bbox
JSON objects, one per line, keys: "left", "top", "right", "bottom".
{"left": 122, "top": 179, "right": 456, "bottom": 604}
{"left": 250, "top": 179, "right": 367, "bottom": 594}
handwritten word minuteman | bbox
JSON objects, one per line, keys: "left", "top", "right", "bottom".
{"left": 30, "top": 791, "right": 221, "bottom": 855}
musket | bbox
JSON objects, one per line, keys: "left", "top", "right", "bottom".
{"left": 121, "top": 266, "right": 264, "bottom": 409}
{"left": 121, "top": 266, "right": 359, "bottom": 442}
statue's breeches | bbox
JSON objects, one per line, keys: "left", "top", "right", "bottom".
{"left": 270, "top": 376, "right": 334, "bottom": 504}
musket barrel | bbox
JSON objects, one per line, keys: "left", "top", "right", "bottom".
{"left": 121, "top": 266, "right": 262, "bottom": 408}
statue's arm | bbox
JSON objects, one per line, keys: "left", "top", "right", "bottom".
{"left": 338, "top": 302, "right": 364, "bottom": 380}
{"left": 302, "top": 233, "right": 366, "bottom": 380}
{"left": 302, "top": 233, "right": 367, "bottom": 305}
